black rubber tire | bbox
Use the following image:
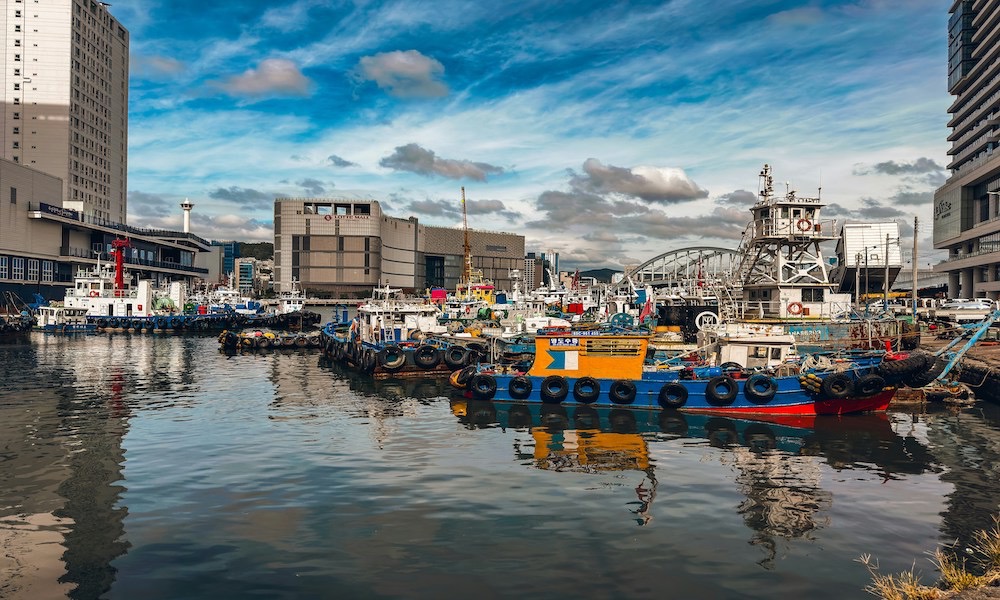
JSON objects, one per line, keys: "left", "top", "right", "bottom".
{"left": 443, "top": 346, "right": 469, "bottom": 369}
{"left": 540, "top": 375, "right": 569, "bottom": 404}
{"left": 855, "top": 373, "right": 887, "bottom": 396}
{"left": 413, "top": 345, "right": 440, "bottom": 369}
{"left": 455, "top": 366, "right": 477, "bottom": 388}
{"left": 877, "top": 352, "right": 931, "bottom": 378}
{"left": 509, "top": 376, "right": 533, "bottom": 399}
{"left": 378, "top": 345, "right": 406, "bottom": 371}
{"left": 470, "top": 374, "right": 497, "bottom": 400}
{"left": 573, "top": 377, "right": 600, "bottom": 404}
{"left": 608, "top": 380, "right": 637, "bottom": 405}
{"left": 705, "top": 376, "right": 738, "bottom": 406}
{"left": 743, "top": 374, "right": 778, "bottom": 404}
{"left": 904, "top": 357, "right": 948, "bottom": 388}
{"left": 658, "top": 382, "right": 688, "bottom": 409}
{"left": 820, "top": 373, "right": 855, "bottom": 399}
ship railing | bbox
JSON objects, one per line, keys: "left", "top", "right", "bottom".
{"left": 726, "top": 300, "right": 857, "bottom": 321}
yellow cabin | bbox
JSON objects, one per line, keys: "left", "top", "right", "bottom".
{"left": 527, "top": 333, "right": 651, "bottom": 380}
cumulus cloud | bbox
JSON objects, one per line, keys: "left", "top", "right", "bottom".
{"left": 297, "top": 178, "right": 327, "bottom": 196}
{"left": 854, "top": 158, "right": 944, "bottom": 176}
{"left": 569, "top": 158, "right": 709, "bottom": 203}
{"left": 889, "top": 190, "right": 933, "bottom": 206}
{"left": 716, "top": 189, "right": 757, "bottom": 206}
{"left": 127, "top": 191, "right": 177, "bottom": 218}
{"left": 354, "top": 50, "right": 449, "bottom": 99}
{"left": 132, "top": 55, "right": 185, "bottom": 80}
{"left": 405, "top": 197, "right": 518, "bottom": 220}
{"left": 380, "top": 143, "right": 505, "bottom": 181}
{"left": 208, "top": 186, "right": 276, "bottom": 210}
{"left": 327, "top": 154, "right": 356, "bottom": 168}
{"left": 215, "top": 58, "right": 311, "bottom": 98}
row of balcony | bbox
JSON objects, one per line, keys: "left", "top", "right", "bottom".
{"left": 59, "top": 246, "right": 209, "bottom": 274}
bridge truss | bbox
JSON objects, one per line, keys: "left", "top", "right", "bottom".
{"left": 616, "top": 246, "right": 740, "bottom": 296}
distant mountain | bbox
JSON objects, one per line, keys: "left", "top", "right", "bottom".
{"left": 579, "top": 268, "right": 620, "bottom": 283}
{"left": 240, "top": 242, "right": 273, "bottom": 261}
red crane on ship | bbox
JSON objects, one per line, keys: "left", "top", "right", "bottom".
{"left": 110, "top": 238, "right": 133, "bottom": 293}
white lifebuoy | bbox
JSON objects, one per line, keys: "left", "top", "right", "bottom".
{"left": 89, "top": 290, "right": 99, "bottom": 297}
{"left": 324, "top": 214, "right": 332, "bottom": 221}
{"left": 787, "top": 301, "right": 804, "bottom": 315}
{"left": 695, "top": 310, "right": 719, "bottom": 330}
{"left": 796, "top": 218, "right": 812, "bottom": 232}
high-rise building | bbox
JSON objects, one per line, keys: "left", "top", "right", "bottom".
{"left": 273, "top": 197, "right": 523, "bottom": 296}
{"left": 933, "top": 0, "right": 1000, "bottom": 300}
{"left": 1, "top": 0, "right": 129, "bottom": 223}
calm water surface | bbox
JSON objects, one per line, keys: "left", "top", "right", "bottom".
{"left": 3, "top": 333, "right": 1000, "bottom": 599}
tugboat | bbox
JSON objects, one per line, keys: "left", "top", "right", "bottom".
{"left": 712, "top": 164, "right": 918, "bottom": 353}
{"left": 452, "top": 328, "right": 901, "bottom": 416}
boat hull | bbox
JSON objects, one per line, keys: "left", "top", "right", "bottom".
{"left": 461, "top": 371, "right": 894, "bottom": 416}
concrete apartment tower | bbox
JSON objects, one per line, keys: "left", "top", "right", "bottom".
{"left": 1, "top": 0, "right": 129, "bottom": 223}
{"left": 933, "top": 0, "right": 1000, "bottom": 301}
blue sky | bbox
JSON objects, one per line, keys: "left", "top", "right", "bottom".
{"left": 110, "top": 0, "right": 950, "bottom": 270}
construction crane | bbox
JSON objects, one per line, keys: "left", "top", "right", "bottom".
{"left": 110, "top": 238, "right": 133, "bottom": 292}
{"left": 461, "top": 187, "right": 471, "bottom": 287}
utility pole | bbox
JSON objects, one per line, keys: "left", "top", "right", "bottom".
{"left": 912, "top": 216, "right": 919, "bottom": 320}
{"left": 884, "top": 233, "right": 890, "bottom": 309}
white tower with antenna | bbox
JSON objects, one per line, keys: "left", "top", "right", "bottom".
{"left": 180, "top": 198, "right": 194, "bottom": 233}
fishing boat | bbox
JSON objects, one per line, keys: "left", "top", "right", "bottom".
{"left": 452, "top": 328, "right": 900, "bottom": 416}
{"left": 33, "top": 305, "right": 96, "bottom": 333}
{"left": 319, "top": 284, "right": 485, "bottom": 377}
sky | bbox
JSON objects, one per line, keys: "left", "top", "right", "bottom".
{"left": 109, "top": 0, "right": 952, "bottom": 271}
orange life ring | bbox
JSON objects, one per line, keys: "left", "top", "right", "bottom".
{"left": 787, "top": 301, "right": 803, "bottom": 315}
{"left": 89, "top": 290, "right": 99, "bottom": 297}
{"left": 796, "top": 218, "right": 812, "bottom": 232}
{"left": 324, "top": 214, "right": 332, "bottom": 221}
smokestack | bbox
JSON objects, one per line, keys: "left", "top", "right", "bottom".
{"left": 180, "top": 198, "right": 194, "bottom": 233}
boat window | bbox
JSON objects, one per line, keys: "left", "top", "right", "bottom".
{"left": 780, "top": 207, "right": 789, "bottom": 218}
{"left": 750, "top": 346, "right": 769, "bottom": 359}
{"left": 771, "top": 348, "right": 783, "bottom": 360}
{"left": 802, "top": 288, "right": 825, "bottom": 302}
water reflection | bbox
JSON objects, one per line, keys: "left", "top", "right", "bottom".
{"left": 450, "top": 399, "right": 941, "bottom": 564}
{"left": 6, "top": 334, "right": 1000, "bottom": 599}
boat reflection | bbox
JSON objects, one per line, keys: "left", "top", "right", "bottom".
{"left": 317, "top": 355, "right": 453, "bottom": 401}
{"left": 450, "top": 399, "right": 938, "bottom": 562}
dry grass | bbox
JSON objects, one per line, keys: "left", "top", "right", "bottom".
{"left": 859, "top": 515, "right": 1000, "bottom": 599}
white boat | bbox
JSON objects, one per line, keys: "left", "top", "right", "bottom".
{"left": 62, "top": 264, "right": 184, "bottom": 318}
{"left": 277, "top": 279, "right": 307, "bottom": 315}
{"left": 33, "top": 305, "right": 96, "bottom": 333}
{"left": 352, "top": 284, "right": 448, "bottom": 344}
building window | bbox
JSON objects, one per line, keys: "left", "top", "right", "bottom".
{"left": 42, "top": 260, "right": 53, "bottom": 283}
{"left": 0, "top": 257, "right": 7, "bottom": 279}
{"left": 27, "top": 259, "right": 39, "bottom": 281}
{"left": 12, "top": 112, "right": 19, "bottom": 120}
{"left": 10, "top": 187, "right": 16, "bottom": 204}
{"left": 13, "top": 83, "right": 19, "bottom": 91}
{"left": 12, "top": 258, "right": 25, "bottom": 280}
{"left": 12, "top": 127, "right": 19, "bottom": 135}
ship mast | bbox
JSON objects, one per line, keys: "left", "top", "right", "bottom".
{"left": 461, "top": 186, "right": 471, "bottom": 287}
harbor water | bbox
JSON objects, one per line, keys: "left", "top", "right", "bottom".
{"left": 3, "top": 333, "right": 1000, "bottom": 599}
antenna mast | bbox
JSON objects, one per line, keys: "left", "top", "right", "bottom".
{"left": 461, "top": 186, "right": 471, "bottom": 285}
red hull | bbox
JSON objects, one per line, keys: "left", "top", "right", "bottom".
{"left": 674, "top": 389, "right": 896, "bottom": 418}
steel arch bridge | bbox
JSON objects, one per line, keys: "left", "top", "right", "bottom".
{"left": 617, "top": 246, "right": 739, "bottom": 293}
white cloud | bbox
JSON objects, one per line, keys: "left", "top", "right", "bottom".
{"left": 354, "top": 50, "right": 449, "bottom": 98}
{"left": 215, "top": 58, "right": 312, "bottom": 98}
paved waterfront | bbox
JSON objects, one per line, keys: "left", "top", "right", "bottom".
{"left": 3, "top": 333, "right": 1000, "bottom": 599}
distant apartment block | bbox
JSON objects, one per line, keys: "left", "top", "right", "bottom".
{"left": 933, "top": 0, "right": 1000, "bottom": 300}
{"left": 1, "top": 0, "right": 129, "bottom": 223}
{"left": 273, "top": 197, "right": 524, "bottom": 296}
